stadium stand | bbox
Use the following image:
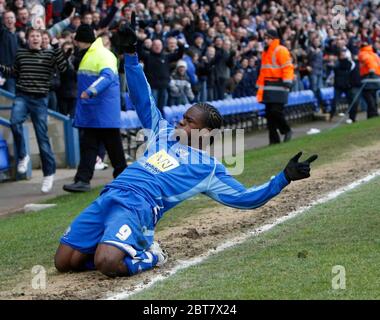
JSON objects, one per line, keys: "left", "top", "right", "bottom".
{"left": 0, "top": 85, "right": 363, "bottom": 181}
{"left": 1, "top": 0, "right": 378, "bottom": 181}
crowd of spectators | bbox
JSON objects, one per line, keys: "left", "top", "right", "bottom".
{"left": 1, "top": 0, "right": 380, "bottom": 115}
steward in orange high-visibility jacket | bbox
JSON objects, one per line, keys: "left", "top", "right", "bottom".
{"left": 256, "top": 29, "right": 294, "bottom": 145}
{"left": 358, "top": 44, "right": 380, "bottom": 85}
{"left": 358, "top": 43, "right": 380, "bottom": 118}
{"left": 256, "top": 32, "right": 294, "bottom": 104}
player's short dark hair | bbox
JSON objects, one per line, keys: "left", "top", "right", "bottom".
{"left": 193, "top": 102, "right": 223, "bottom": 130}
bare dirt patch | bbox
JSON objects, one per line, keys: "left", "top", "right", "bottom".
{"left": 2, "top": 142, "right": 380, "bottom": 300}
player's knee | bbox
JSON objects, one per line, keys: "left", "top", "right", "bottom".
{"left": 54, "top": 251, "right": 71, "bottom": 273}
{"left": 94, "top": 255, "right": 121, "bottom": 278}
{"left": 95, "top": 244, "right": 129, "bottom": 277}
{"left": 55, "top": 244, "right": 88, "bottom": 272}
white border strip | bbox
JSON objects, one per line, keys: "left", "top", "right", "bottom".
{"left": 105, "top": 170, "right": 380, "bottom": 300}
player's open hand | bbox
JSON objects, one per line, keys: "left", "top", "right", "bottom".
{"left": 284, "top": 152, "right": 318, "bottom": 182}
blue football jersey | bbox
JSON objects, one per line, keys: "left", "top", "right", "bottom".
{"left": 104, "top": 54, "right": 289, "bottom": 223}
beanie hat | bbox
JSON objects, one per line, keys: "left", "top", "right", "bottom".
{"left": 75, "top": 24, "right": 96, "bottom": 43}
{"left": 176, "top": 60, "right": 187, "bottom": 69}
{"left": 266, "top": 29, "right": 279, "bottom": 39}
{"left": 194, "top": 32, "right": 204, "bottom": 40}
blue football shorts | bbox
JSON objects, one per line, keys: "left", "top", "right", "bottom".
{"left": 60, "top": 187, "right": 156, "bottom": 259}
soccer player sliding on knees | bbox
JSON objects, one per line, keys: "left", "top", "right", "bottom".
{"left": 54, "top": 14, "right": 318, "bottom": 278}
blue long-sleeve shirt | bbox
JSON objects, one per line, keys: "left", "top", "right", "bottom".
{"left": 105, "top": 54, "right": 290, "bottom": 223}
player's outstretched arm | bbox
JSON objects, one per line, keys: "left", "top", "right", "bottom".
{"left": 120, "top": 12, "right": 165, "bottom": 133}
{"left": 205, "top": 152, "right": 318, "bottom": 210}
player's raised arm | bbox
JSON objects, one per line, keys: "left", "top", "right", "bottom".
{"left": 124, "top": 54, "right": 164, "bottom": 133}
{"left": 205, "top": 152, "right": 318, "bottom": 210}
{"left": 119, "top": 13, "right": 165, "bottom": 133}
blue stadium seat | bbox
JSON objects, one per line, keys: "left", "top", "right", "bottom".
{"left": 246, "top": 97, "right": 256, "bottom": 113}
{"left": 120, "top": 110, "right": 131, "bottom": 129}
{"left": 302, "top": 91, "right": 308, "bottom": 104}
{"left": 178, "top": 104, "right": 186, "bottom": 119}
{"left": 224, "top": 100, "right": 235, "bottom": 116}
{"left": 213, "top": 100, "right": 228, "bottom": 116}
{"left": 160, "top": 90, "right": 320, "bottom": 129}
{"left": 170, "top": 105, "right": 183, "bottom": 125}
{"left": 323, "top": 87, "right": 334, "bottom": 101}
{"left": 304, "top": 90, "right": 316, "bottom": 103}
{"left": 287, "top": 92, "right": 297, "bottom": 106}
{"left": 121, "top": 110, "right": 142, "bottom": 129}
{"left": 163, "top": 106, "right": 174, "bottom": 125}
{"left": 241, "top": 97, "right": 251, "bottom": 113}
{"left": 319, "top": 87, "right": 334, "bottom": 112}
{"left": 302, "top": 76, "right": 311, "bottom": 90}
{"left": 233, "top": 98, "right": 242, "bottom": 114}
{"left": 131, "top": 112, "right": 142, "bottom": 128}
{"left": 256, "top": 102, "right": 266, "bottom": 117}
{"left": 0, "top": 136, "right": 9, "bottom": 171}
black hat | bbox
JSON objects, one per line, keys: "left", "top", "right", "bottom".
{"left": 266, "top": 29, "right": 279, "bottom": 39}
{"left": 75, "top": 24, "right": 96, "bottom": 43}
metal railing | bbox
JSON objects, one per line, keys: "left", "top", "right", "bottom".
{"left": 0, "top": 89, "right": 80, "bottom": 180}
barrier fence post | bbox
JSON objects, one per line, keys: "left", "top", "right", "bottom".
{"left": 64, "top": 118, "right": 80, "bottom": 168}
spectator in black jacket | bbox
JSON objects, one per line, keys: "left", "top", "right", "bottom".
{"left": 307, "top": 36, "right": 324, "bottom": 100}
{"left": 330, "top": 49, "right": 356, "bottom": 121}
{"left": 197, "top": 45, "right": 217, "bottom": 102}
{"left": 214, "top": 37, "right": 235, "bottom": 100}
{"left": 57, "top": 41, "right": 77, "bottom": 117}
{"left": 239, "top": 56, "right": 259, "bottom": 97}
{"left": 138, "top": 38, "right": 184, "bottom": 111}
{"left": 0, "top": 10, "right": 22, "bottom": 93}
{"left": 91, "top": 2, "right": 119, "bottom": 32}
{"left": 190, "top": 32, "right": 206, "bottom": 57}
{"left": 226, "top": 69, "right": 245, "bottom": 98}
{"left": 249, "top": 56, "right": 260, "bottom": 94}
{"left": 347, "top": 54, "right": 362, "bottom": 122}
{"left": 151, "top": 20, "right": 165, "bottom": 41}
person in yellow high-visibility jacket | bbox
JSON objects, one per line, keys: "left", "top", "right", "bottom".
{"left": 63, "top": 24, "right": 127, "bottom": 193}
{"left": 256, "top": 29, "right": 294, "bottom": 145}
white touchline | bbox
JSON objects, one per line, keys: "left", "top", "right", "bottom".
{"left": 104, "top": 169, "right": 380, "bottom": 300}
